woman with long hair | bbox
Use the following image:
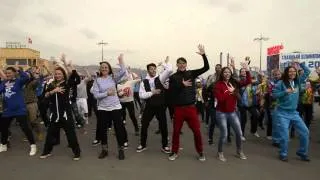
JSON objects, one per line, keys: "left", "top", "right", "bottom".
{"left": 0, "top": 66, "right": 37, "bottom": 156}
{"left": 91, "top": 54, "right": 128, "bottom": 160}
{"left": 214, "top": 67, "right": 247, "bottom": 162}
{"left": 40, "top": 66, "right": 81, "bottom": 161}
{"left": 272, "top": 60, "right": 310, "bottom": 161}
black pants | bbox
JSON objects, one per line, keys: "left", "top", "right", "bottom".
{"left": 266, "top": 108, "right": 272, "bottom": 136}
{"left": 71, "top": 102, "right": 84, "bottom": 126}
{"left": 133, "top": 92, "right": 142, "bottom": 109}
{"left": 302, "top": 104, "right": 313, "bottom": 129}
{"left": 140, "top": 105, "right": 168, "bottom": 148}
{"left": 43, "top": 118, "right": 80, "bottom": 156}
{"left": 87, "top": 97, "right": 97, "bottom": 117}
{"left": 195, "top": 101, "right": 205, "bottom": 122}
{"left": 0, "top": 115, "right": 35, "bottom": 145}
{"left": 121, "top": 101, "right": 139, "bottom": 131}
{"left": 37, "top": 97, "right": 49, "bottom": 127}
{"left": 239, "top": 106, "right": 259, "bottom": 135}
{"left": 97, "top": 110, "right": 126, "bottom": 148}
{"left": 208, "top": 108, "right": 216, "bottom": 140}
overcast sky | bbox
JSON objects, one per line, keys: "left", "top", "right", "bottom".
{"left": 0, "top": 0, "right": 319, "bottom": 72}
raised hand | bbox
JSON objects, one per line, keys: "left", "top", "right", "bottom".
{"left": 226, "top": 83, "right": 235, "bottom": 93}
{"left": 230, "top": 57, "right": 235, "bottom": 68}
{"left": 240, "top": 62, "right": 249, "bottom": 70}
{"left": 61, "top": 53, "right": 67, "bottom": 64}
{"left": 165, "top": 56, "right": 169, "bottom": 63}
{"left": 196, "top": 44, "right": 205, "bottom": 55}
{"left": 118, "top": 53, "right": 124, "bottom": 65}
{"left": 316, "top": 67, "right": 320, "bottom": 74}
{"left": 182, "top": 78, "right": 192, "bottom": 87}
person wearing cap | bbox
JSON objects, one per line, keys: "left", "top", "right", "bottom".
{"left": 168, "top": 45, "right": 209, "bottom": 161}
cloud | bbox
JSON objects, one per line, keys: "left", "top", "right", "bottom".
{"left": 79, "top": 28, "right": 98, "bottom": 39}
{"left": 205, "top": 0, "right": 246, "bottom": 13}
{"left": 38, "top": 12, "right": 65, "bottom": 27}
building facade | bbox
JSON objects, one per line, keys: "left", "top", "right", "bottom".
{"left": 0, "top": 46, "right": 51, "bottom": 70}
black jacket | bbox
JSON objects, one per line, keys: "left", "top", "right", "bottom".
{"left": 46, "top": 81, "right": 72, "bottom": 122}
{"left": 169, "top": 54, "right": 209, "bottom": 106}
{"left": 68, "top": 70, "right": 81, "bottom": 102}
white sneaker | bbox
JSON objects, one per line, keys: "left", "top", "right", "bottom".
{"left": 266, "top": 136, "right": 272, "bottom": 140}
{"left": 29, "top": 144, "right": 37, "bottom": 156}
{"left": 0, "top": 144, "right": 8, "bottom": 152}
{"left": 168, "top": 153, "right": 178, "bottom": 161}
{"left": 237, "top": 152, "right": 247, "bottom": 160}
{"left": 253, "top": 132, "right": 260, "bottom": 138}
{"left": 217, "top": 152, "right": 227, "bottom": 162}
{"left": 241, "top": 136, "right": 246, "bottom": 141}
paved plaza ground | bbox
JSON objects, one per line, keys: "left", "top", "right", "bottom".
{"left": 1, "top": 107, "right": 319, "bottom": 180}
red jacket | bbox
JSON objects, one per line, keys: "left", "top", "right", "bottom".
{"left": 214, "top": 81, "right": 238, "bottom": 113}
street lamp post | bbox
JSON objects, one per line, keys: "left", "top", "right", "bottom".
{"left": 97, "top": 40, "right": 108, "bottom": 62}
{"left": 254, "top": 34, "right": 269, "bottom": 71}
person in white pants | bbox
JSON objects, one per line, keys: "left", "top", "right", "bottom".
{"left": 77, "top": 70, "right": 91, "bottom": 125}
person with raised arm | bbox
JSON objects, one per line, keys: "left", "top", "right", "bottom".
{"left": 40, "top": 64, "right": 81, "bottom": 161}
{"left": 91, "top": 54, "right": 128, "bottom": 160}
{"left": 136, "top": 56, "right": 173, "bottom": 154}
{"left": 272, "top": 60, "right": 311, "bottom": 162}
{"left": 214, "top": 67, "right": 247, "bottom": 162}
{"left": 168, "top": 45, "right": 209, "bottom": 161}
{"left": 0, "top": 63, "right": 37, "bottom": 156}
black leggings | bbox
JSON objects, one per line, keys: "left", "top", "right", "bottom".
{"left": 97, "top": 110, "right": 126, "bottom": 148}
{"left": 0, "top": 115, "right": 35, "bottom": 145}
{"left": 121, "top": 101, "right": 139, "bottom": 131}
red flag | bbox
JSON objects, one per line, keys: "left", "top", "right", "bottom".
{"left": 28, "top": 37, "right": 32, "bottom": 44}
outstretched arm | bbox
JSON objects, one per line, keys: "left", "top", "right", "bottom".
{"left": 190, "top": 45, "right": 210, "bottom": 78}
{"left": 159, "top": 56, "right": 173, "bottom": 84}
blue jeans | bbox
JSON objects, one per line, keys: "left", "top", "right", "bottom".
{"left": 216, "top": 111, "right": 242, "bottom": 153}
{"left": 276, "top": 109, "right": 309, "bottom": 157}
{"left": 270, "top": 109, "right": 280, "bottom": 144}
{"left": 208, "top": 108, "right": 216, "bottom": 140}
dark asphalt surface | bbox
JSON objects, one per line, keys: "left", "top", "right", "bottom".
{"left": 0, "top": 106, "right": 319, "bottom": 180}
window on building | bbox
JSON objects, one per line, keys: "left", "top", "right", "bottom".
{"left": 6, "top": 59, "right": 28, "bottom": 65}
{"left": 33, "top": 59, "right": 37, "bottom": 66}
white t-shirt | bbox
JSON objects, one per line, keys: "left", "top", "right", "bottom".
{"left": 117, "top": 79, "right": 141, "bottom": 103}
{"left": 77, "top": 80, "right": 88, "bottom": 99}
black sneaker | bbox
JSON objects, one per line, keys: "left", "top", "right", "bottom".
{"left": 161, "top": 146, "right": 171, "bottom": 154}
{"left": 98, "top": 150, "right": 108, "bottom": 159}
{"left": 296, "top": 152, "right": 310, "bottom": 162}
{"left": 208, "top": 139, "right": 214, "bottom": 145}
{"left": 40, "top": 153, "right": 52, "bottom": 159}
{"left": 136, "top": 145, "right": 147, "bottom": 152}
{"left": 272, "top": 142, "right": 280, "bottom": 148}
{"left": 279, "top": 155, "right": 288, "bottom": 162}
{"left": 73, "top": 154, "right": 81, "bottom": 161}
{"left": 92, "top": 140, "right": 101, "bottom": 146}
{"left": 198, "top": 152, "right": 206, "bottom": 162}
{"left": 118, "top": 149, "right": 125, "bottom": 160}
{"left": 123, "top": 142, "right": 129, "bottom": 150}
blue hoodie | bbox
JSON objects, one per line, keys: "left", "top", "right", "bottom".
{"left": 272, "top": 63, "right": 310, "bottom": 111}
{"left": 0, "top": 70, "right": 29, "bottom": 117}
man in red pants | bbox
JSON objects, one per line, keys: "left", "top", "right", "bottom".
{"left": 168, "top": 44, "right": 209, "bottom": 161}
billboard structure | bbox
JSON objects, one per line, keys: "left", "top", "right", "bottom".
{"left": 280, "top": 53, "right": 320, "bottom": 81}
